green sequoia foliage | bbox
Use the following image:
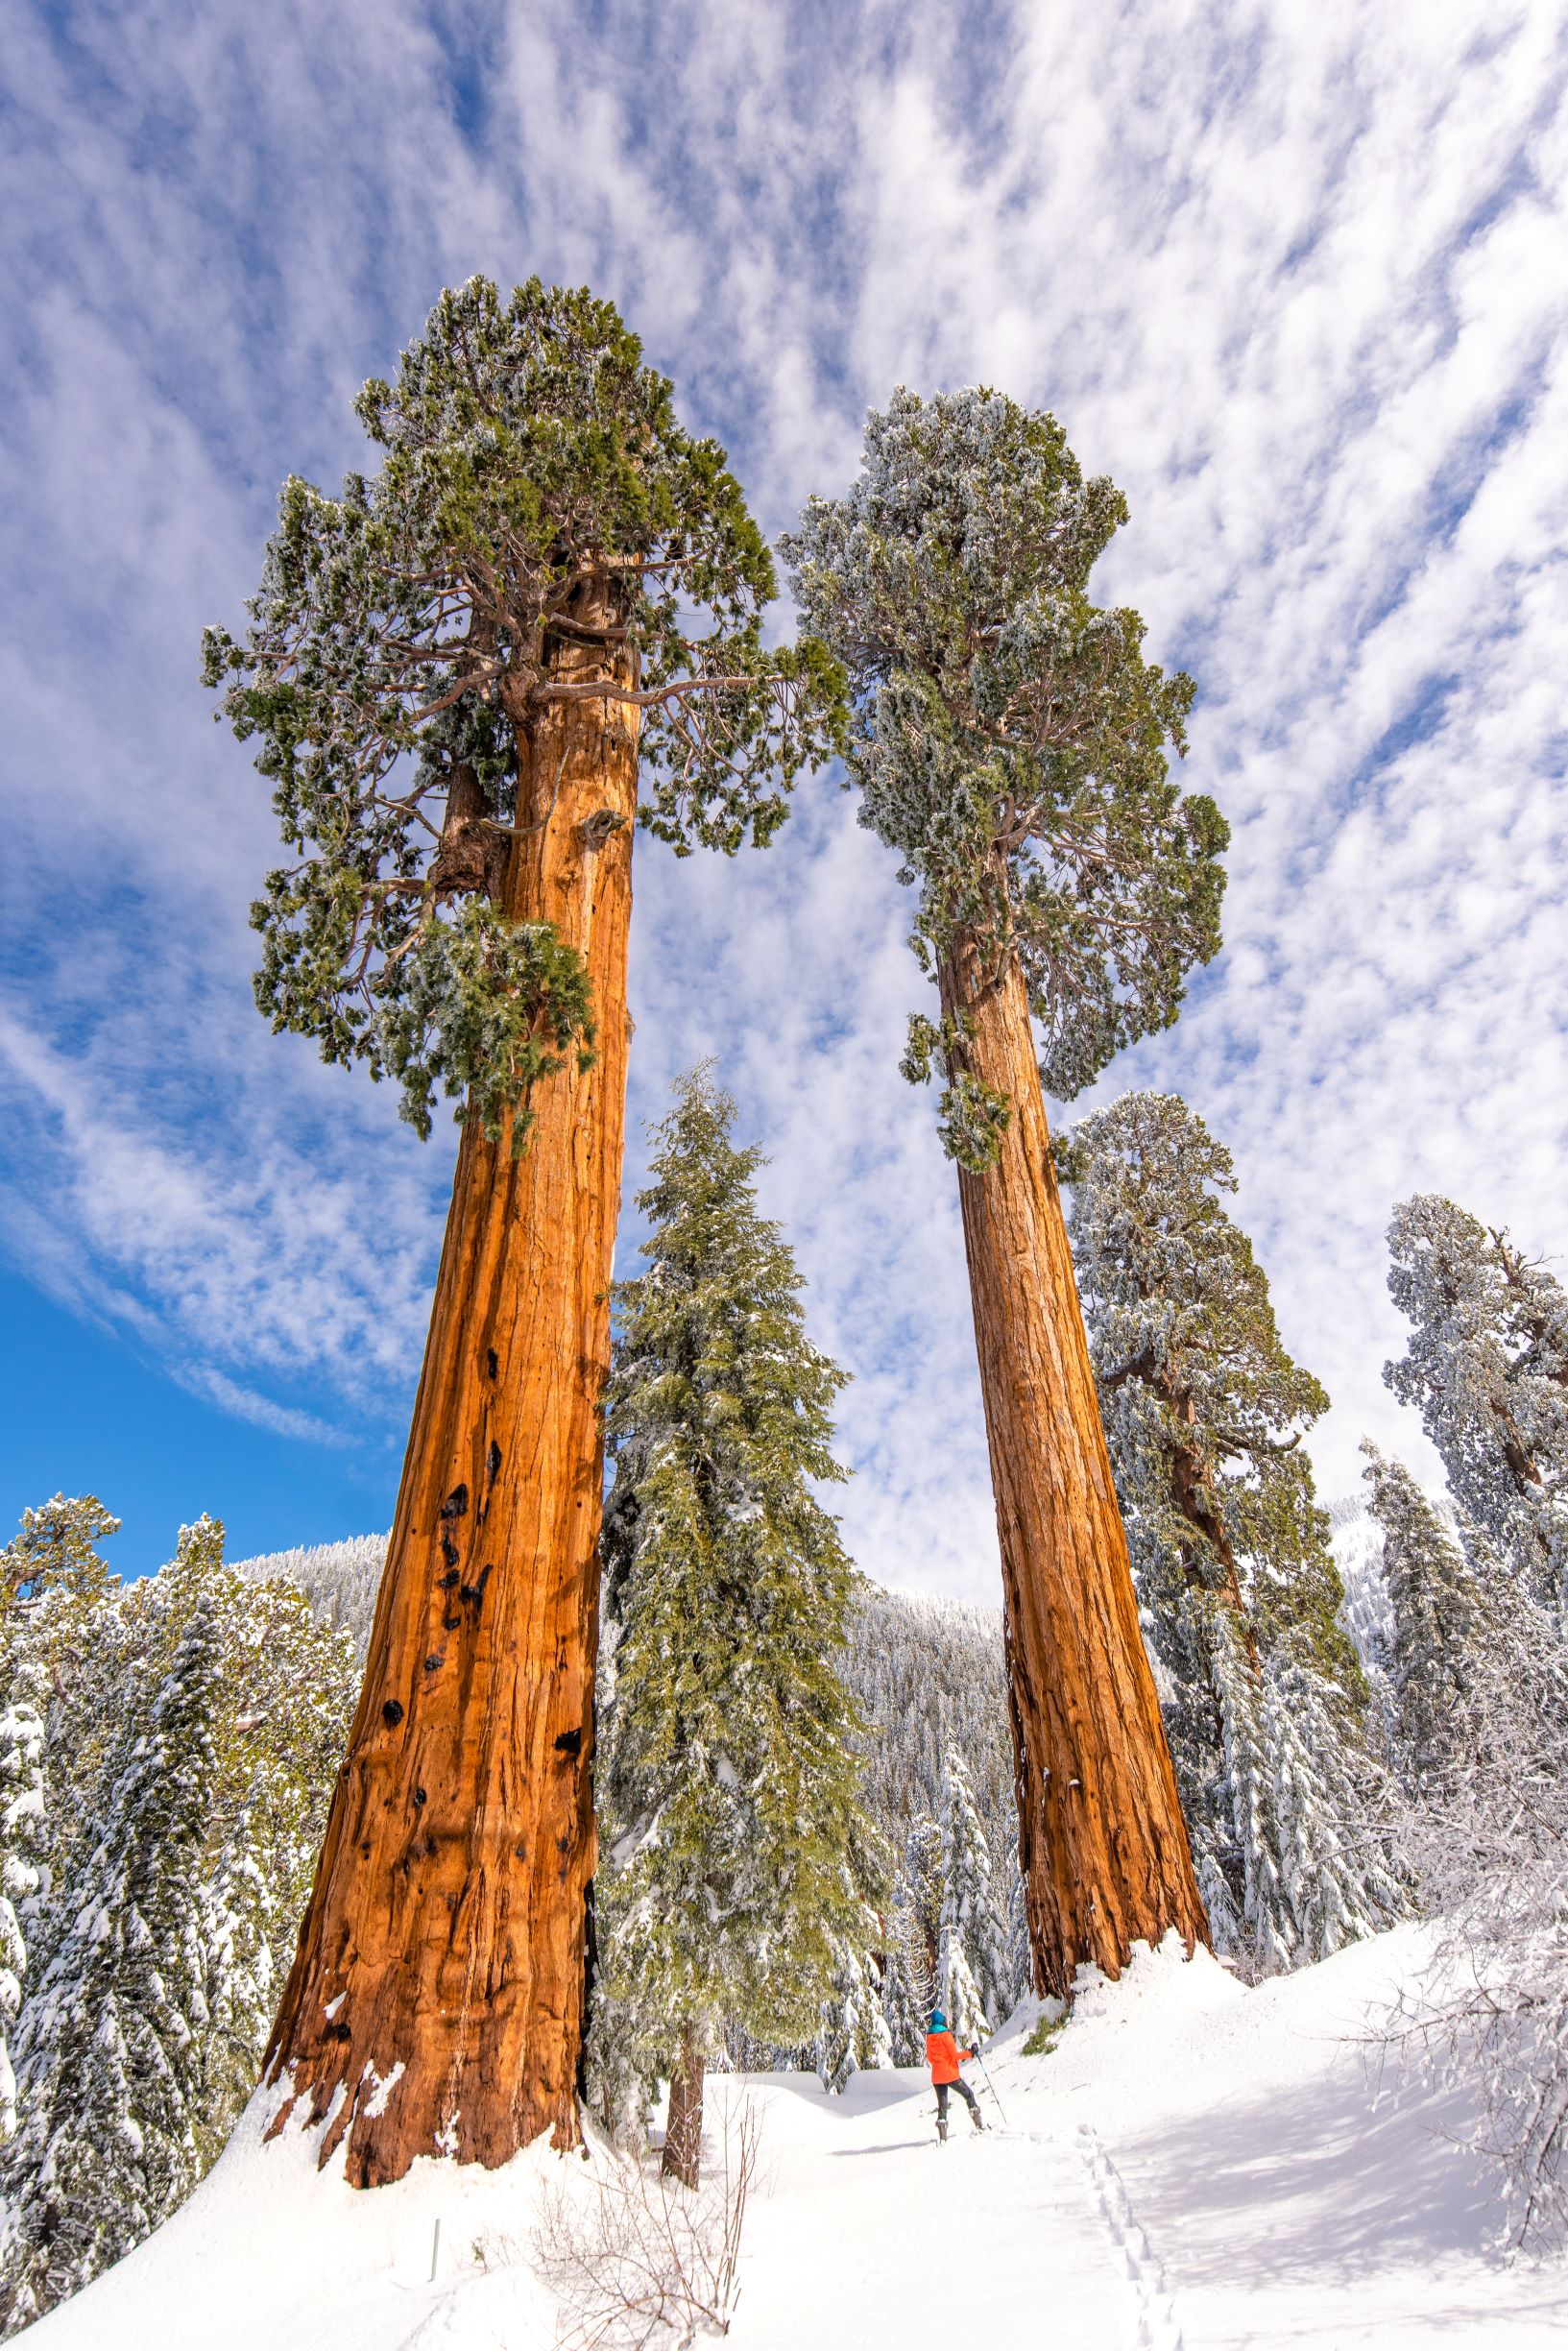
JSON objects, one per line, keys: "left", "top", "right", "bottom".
{"left": 1060, "top": 1091, "right": 1359, "bottom": 1685}
{"left": 782, "top": 389, "right": 1226, "bottom": 1156}
{"left": 591, "top": 1069, "right": 881, "bottom": 2125}
{"left": 205, "top": 276, "right": 843, "bottom": 1151}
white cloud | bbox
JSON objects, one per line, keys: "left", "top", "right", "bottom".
{"left": 2, "top": 0, "right": 1565, "bottom": 1598}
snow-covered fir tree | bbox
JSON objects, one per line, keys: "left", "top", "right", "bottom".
{"left": 1360, "top": 1443, "right": 1487, "bottom": 1788}
{"left": 936, "top": 1745, "right": 1008, "bottom": 2041}
{"left": 1385, "top": 1193, "right": 1568, "bottom": 1616}
{"left": 0, "top": 1597, "right": 224, "bottom": 2331}
{"left": 815, "top": 1945, "right": 894, "bottom": 2094}
{"left": 591, "top": 1068, "right": 883, "bottom": 2183}
{"left": 1060, "top": 1090, "right": 1398, "bottom": 1974}
{"left": 0, "top": 1505, "right": 358, "bottom": 2332}
{"left": 0, "top": 1641, "right": 46, "bottom": 2141}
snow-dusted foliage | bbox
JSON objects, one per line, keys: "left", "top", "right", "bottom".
{"left": 232, "top": 1533, "right": 387, "bottom": 1660}
{"left": 1061, "top": 1090, "right": 1400, "bottom": 1977}
{"left": 0, "top": 1646, "right": 45, "bottom": 2142}
{"left": 1385, "top": 1193, "right": 1568, "bottom": 1615}
{"left": 1381, "top": 1564, "right": 1568, "bottom": 2250}
{"left": 589, "top": 1071, "right": 882, "bottom": 2136}
{"left": 815, "top": 1947, "right": 894, "bottom": 2095}
{"left": 1360, "top": 1444, "right": 1489, "bottom": 1788}
{"left": 0, "top": 1507, "right": 357, "bottom": 2334}
{"left": 840, "top": 1588, "right": 1016, "bottom": 1898}
{"left": 936, "top": 1747, "right": 1009, "bottom": 2042}
{"left": 0, "top": 1595, "right": 224, "bottom": 2327}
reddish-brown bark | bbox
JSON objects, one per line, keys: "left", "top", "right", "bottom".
{"left": 942, "top": 937, "right": 1209, "bottom": 1999}
{"left": 264, "top": 628, "right": 640, "bottom": 2186}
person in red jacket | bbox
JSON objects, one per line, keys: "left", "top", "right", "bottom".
{"left": 925, "top": 2009, "right": 984, "bottom": 2140}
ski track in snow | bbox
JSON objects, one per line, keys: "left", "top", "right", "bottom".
{"left": 1073, "top": 2120, "right": 1184, "bottom": 2351}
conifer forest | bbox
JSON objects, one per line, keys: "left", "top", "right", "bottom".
{"left": 4, "top": 12, "right": 1566, "bottom": 2346}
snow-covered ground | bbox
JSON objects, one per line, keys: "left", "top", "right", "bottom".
{"left": 22, "top": 1928, "right": 1568, "bottom": 2349}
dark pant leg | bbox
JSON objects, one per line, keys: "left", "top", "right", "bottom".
{"left": 934, "top": 2083, "right": 950, "bottom": 2127}
{"left": 955, "top": 2077, "right": 981, "bottom": 2123}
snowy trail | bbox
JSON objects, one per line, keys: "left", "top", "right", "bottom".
{"left": 726, "top": 2072, "right": 1144, "bottom": 2350}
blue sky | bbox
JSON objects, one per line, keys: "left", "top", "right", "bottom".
{"left": 3, "top": 0, "right": 1566, "bottom": 1592}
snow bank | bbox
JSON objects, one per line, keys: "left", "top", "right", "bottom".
{"left": 21, "top": 1928, "right": 1568, "bottom": 2349}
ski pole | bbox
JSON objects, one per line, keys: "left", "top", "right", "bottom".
{"left": 974, "top": 2049, "right": 1008, "bottom": 2128}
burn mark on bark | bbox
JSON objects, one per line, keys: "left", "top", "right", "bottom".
{"left": 486, "top": 1345, "right": 499, "bottom": 1381}
{"left": 443, "top": 1613, "right": 461, "bottom": 1632}
{"left": 423, "top": 1653, "right": 444, "bottom": 1673}
{"left": 553, "top": 1727, "right": 582, "bottom": 1758}
{"left": 382, "top": 1699, "right": 405, "bottom": 1730}
{"left": 440, "top": 1533, "right": 460, "bottom": 1568}
{"left": 487, "top": 1440, "right": 502, "bottom": 1485}
{"left": 440, "top": 1483, "right": 470, "bottom": 1520}
{"left": 413, "top": 1787, "right": 427, "bottom": 1807}
{"left": 438, "top": 1570, "right": 459, "bottom": 1590}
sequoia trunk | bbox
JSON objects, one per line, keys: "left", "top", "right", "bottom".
{"left": 942, "top": 938, "right": 1209, "bottom": 1998}
{"left": 662, "top": 2019, "right": 704, "bottom": 2191}
{"left": 264, "top": 629, "right": 640, "bottom": 2186}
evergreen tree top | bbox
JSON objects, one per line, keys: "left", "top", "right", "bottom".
{"left": 608, "top": 1066, "right": 848, "bottom": 1497}
{"left": 204, "top": 278, "right": 845, "bottom": 1148}
{"left": 1061, "top": 1090, "right": 1329, "bottom": 1450}
{"left": 1384, "top": 1193, "right": 1568, "bottom": 1600}
{"left": 781, "top": 388, "right": 1227, "bottom": 1105}
{"left": 1, "top": 1494, "right": 120, "bottom": 1617}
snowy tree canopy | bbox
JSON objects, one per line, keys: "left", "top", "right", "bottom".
{"left": 1384, "top": 1193, "right": 1568, "bottom": 1614}
{"left": 0, "top": 1494, "right": 119, "bottom": 1616}
{"left": 204, "top": 275, "right": 844, "bottom": 1151}
{"left": 781, "top": 388, "right": 1226, "bottom": 1145}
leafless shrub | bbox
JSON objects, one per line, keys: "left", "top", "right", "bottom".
{"left": 1378, "top": 1627, "right": 1568, "bottom": 2254}
{"left": 531, "top": 2097, "right": 760, "bottom": 2349}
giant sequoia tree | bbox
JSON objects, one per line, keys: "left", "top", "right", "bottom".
{"left": 784, "top": 392, "right": 1226, "bottom": 1993}
{"left": 206, "top": 279, "right": 839, "bottom": 2184}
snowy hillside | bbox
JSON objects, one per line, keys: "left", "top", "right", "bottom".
{"left": 23, "top": 1928, "right": 1567, "bottom": 2351}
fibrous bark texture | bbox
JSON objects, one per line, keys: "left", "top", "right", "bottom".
{"left": 662, "top": 2019, "right": 704, "bottom": 2191}
{"left": 943, "top": 940, "right": 1209, "bottom": 1998}
{"left": 265, "top": 635, "right": 640, "bottom": 2187}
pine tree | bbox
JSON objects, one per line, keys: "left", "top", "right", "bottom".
{"left": 1360, "top": 1444, "right": 1484, "bottom": 1789}
{"left": 0, "top": 1601, "right": 224, "bottom": 2332}
{"left": 591, "top": 1069, "right": 880, "bottom": 2185}
{"left": 0, "top": 1510, "right": 360, "bottom": 2312}
{"left": 209, "top": 278, "right": 843, "bottom": 2182}
{"left": 1385, "top": 1194, "right": 1568, "bottom": 1615}
{"left": 784, "top": 391, "right": 1223, "bottom": 1996}
{"left": 816, "top": 1943, "right": 893, "bottom": 2094}
{"left": 936, "top": 1746, "right": 1009, "bottom": 2038}
{"left": 0, "top": 1636, "right": 46, "bottom": 2141}
{"left": 1061, "top": 1090, "right": 1394, "bottom": 1974}
{"left": 0, "top": 1494, "right": 120, "bottom": 1617}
